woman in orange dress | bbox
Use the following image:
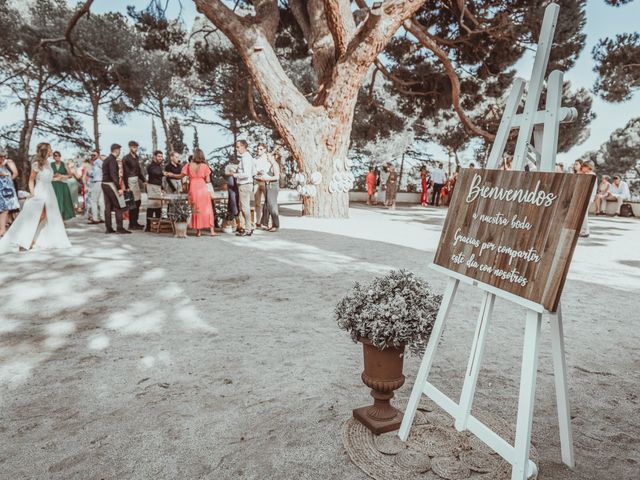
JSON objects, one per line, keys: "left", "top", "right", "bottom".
{"left": 181, "top": 148, "right": 217, "bottom": 237}
{"left": 420, "top": 166, "right": 429, "bottom": 206}
{"left": 366, "top": 166, "right": 376, "bottom": 205}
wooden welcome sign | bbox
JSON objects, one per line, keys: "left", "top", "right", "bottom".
{"left": 433, "top": 169, "right": 595, "bottom": 312}
{"left": 400, "top": 6, "right": 593, "bottom": 479}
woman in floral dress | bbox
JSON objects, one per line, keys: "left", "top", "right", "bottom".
{"left": 0, "top": 151, "right": 20, "bottom": 237}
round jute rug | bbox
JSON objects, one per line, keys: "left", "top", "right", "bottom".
{"left": 342, "top": 411, "right": 539, "bottom": 480}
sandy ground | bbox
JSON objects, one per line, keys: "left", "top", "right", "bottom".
{"left": 0, "top": 205, "right": 639, "bottom": 480}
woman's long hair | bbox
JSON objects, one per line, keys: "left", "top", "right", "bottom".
{"left": 35, "top": 142, "right": 51, "bottom": 170}
{"left": 193, "top": 149, "right": 206, "bottom": 164}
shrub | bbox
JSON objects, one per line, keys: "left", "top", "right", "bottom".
{"left": 336, "top": 270, "right": 442, "bottom": 355}
{"left": 167, "top": 199, "right": 192, "bottom": 223}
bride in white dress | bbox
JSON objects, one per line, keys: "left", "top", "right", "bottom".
{"left": 0, "top": 142, "right": 72, "bottom": 253}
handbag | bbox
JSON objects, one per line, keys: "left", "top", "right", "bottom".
{"left": 123, "top": 190, "right": 135, "bottom": 209}
{"left": 620, "top": 203, "right": 634, "bottom": 217}
{"left": 207, "top": 182, "right": 215, "bottom": 200}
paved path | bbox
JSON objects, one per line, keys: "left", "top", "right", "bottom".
{"left": 0, "top": 206, "right": 638, "bottom": 479}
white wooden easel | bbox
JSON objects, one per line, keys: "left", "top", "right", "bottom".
{"left": 399, "top": 4, "right": 577, "bottom": 479}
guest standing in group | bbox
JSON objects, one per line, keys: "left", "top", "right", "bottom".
{"left": 500, "top": 158, "right": 513, "bottom": 171}
{"left": 88, "top": 151, "right": 105, "bottom": 224}
{"left": 578, "top": 160, "right": 597, "bottom": 238}
{"left": 181, "top": 149, "right": 217, "bottom": 237}
{"left": 430, "top": 162, "right": 447, "bottom": 207}
{"left": 164, "top": 151, "right": 183, "bottom": 192}
{"left": 102, "top": 143, "right": 130, "bottom": 234}
{"left": 122, "top": 140, "right": 145, "bottom": 230}
{"left": 253, "top": 143, "right": 270, "bottom": 228}
{"left": 0, "top": 150, "right": 19, "bottom": 237}
{"left": 386, "top": 164, "right": 398, "bottom": 210}
{"left": 80, "top": 158, "right": 91, "bottom": 216}
{"left": 374, "top": 166, "right": 382, "bottom": 204}
{"left": 443, "top": 169, "right": 458, "bottom": 206}
{"left": 259, "top": 152, "right": 280, "bottom": 232}
{"left": 145, "top": 150, "right": 165, "bottom": 230}
{"left": 51, "top": 151, "right": 75, "bottom": 221}
{"left": 65, "top": 160, "right": 81, "bottom": 213}
{"left": 224, "top": 158, "right": 240, "bottom": 232}
{"left": 420, "top": 166, "right": 429, "bottom": 207}
{"left": 572, "top": 160, "right": 583, "bottom": 174}
{"left": 234, "top": 140, "right": 255, "bottom": 237}
{"left": 366, "top": 166, "right": 376, "bottom": 205}
{"left": 380, "top": 164, "right": 390, "bottom": 206}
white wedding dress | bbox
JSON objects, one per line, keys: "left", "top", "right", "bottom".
{"left": 0, "top": 162, "right": 71, "bottom": 253}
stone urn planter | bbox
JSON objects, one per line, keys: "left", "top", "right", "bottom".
{"left": 352, "top": 338, "right": 406, "bottom": 435}
{"left": 174, "top": 221, "right": 188, "bottom": 238}
{"left": 336, "top": 270, "right": 442, "bottom": 436}
{"left": 167, "top": 199, "right": 192, "bottom": 239}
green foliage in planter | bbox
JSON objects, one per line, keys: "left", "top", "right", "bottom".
{"left": 213, "top": 200, "right": 228, "bottom": 228}
{"left": 167, "top": 199, "right": 192, "bottom": 223}
{"left": 336, "top": 270, "right": 442, "bottom": 355}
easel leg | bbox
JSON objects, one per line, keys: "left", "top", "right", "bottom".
{"left": 549, "top": 301, "right": 575, "bottom": 468}
{"left": 398, "top": 278, "right": 459, "bottom": 442}
{"left": 512, "top": 310, "right": 542, "bottom": 480}
{"left": 455, "top": 292, "right": 496, "bottom": 432}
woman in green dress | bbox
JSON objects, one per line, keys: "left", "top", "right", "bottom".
{"left": 51, "top": 151, "right": 75, "bottom": 221}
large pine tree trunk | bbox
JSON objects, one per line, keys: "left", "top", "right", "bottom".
{"left": 236, "top": 45, "right": 357, "bottom": 218}
{"left": 17, "top": 85, "right": 43, "bottom": 188}
{"left": 159, "top": 101, "right": 174, "bottom": 155}
{"left": 300, "top": 124, "right": 351, "bottom": 218}
{"left": 194, "top": 0, "right": 423, "bottom": 218}
{"left": 91, "top": 95, "right": 100, "bottom": 152}
{"left": 17, "top": 120, "right": 31, "bottom": 189}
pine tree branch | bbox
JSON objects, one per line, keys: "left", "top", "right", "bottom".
{"left": 320, "top": 0, "right": 427, "bottom": 109}
{"left": 374, "top": 60, "right": 423, "bottom": 88}
{"left": 253, "top": 0, "right": 280, "bottom": 44}
{"left": 39, "top": 0, "right": 106, "bottom": 64}
{"left": 289, "top": 0, "right": 311, "bottom": 41}
{"left": 306, "top": 0, "right": 338, "bottom": 87}
{"left": 194, "top": 0, "right": 314, "bottom": 112}
{"left": 194, "top": 0, "right": 251, "bottom": 48}
{"left": 194, "top": 0, "right": 279, "bottom": 45}
{"left": 403, "top": 18, "right": 495, "bottom": 141}
{"left": 323, "top": 0, "right": 356, "bottom": 59}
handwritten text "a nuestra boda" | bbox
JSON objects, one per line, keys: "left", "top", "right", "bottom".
{"left": 466, "top": 173, "right": 558, "bottom": 207}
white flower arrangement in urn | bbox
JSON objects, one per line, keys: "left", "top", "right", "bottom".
{"left": 336, "top": 270, "right": 442, "bottom": 434}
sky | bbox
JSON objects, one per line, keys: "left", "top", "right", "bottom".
{"left": 1, "top": 0, "right": 639, "bottom": 166}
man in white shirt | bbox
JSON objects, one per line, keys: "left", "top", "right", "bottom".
{"left": 234, "top": 139, "right": 255, "bottom": 236}
{"left": 253, "top": 143, "right": 271, "bottom": 228}
{"left": 430, "top": 163, "right": 447, "bottom": 206}
{"left": 88, "top": 150, "right": 105, "bottom": 224}
{"left": 601, "top": 175, "right": 631, "bottom": 216}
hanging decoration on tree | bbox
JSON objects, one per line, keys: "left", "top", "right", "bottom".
{"left": 293, "top": 171, "right": 324, "bottom": 198}
{"left": 329, "top": 170, "right": 355, "bottom": 194}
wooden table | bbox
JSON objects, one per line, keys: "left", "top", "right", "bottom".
{"left": 146, "top": 192, "right": 229, "bottom": 234}
{"left": 146, "top": 193, "right": 188, "bottom": 234}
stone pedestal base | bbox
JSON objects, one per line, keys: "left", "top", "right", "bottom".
{"left": 353, "top": 406, "right": 403, "bottom": 435}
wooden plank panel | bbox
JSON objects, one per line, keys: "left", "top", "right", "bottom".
{"left": 434, "top": 169, "right": 594, "bottom": 312}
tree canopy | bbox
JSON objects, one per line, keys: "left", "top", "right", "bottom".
{"left": 0, "top": 0, "right": 635, "bottom": 213}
